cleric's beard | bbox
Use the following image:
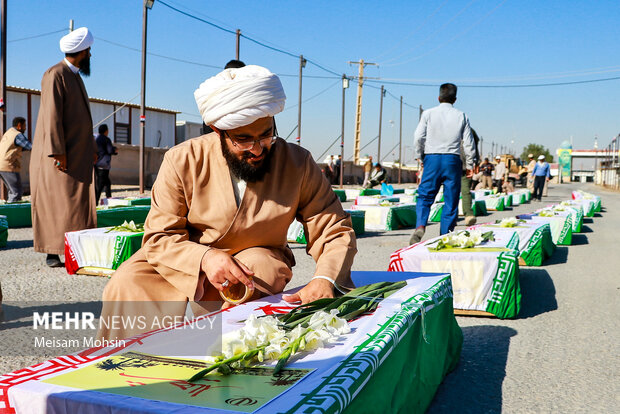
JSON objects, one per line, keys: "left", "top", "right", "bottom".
{"left": 220, "top": 136, "right": 273, "bottom": 183}
{"left": 79, "top": 55, "right": 91, "bottom": 77}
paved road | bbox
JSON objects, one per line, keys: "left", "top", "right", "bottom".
{"left": 1, "top": 182, "right": 618, "bottom": 412}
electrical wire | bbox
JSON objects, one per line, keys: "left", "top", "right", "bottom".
{"left": 365, "top": 76, "right": 620, "bottom": 88}
{"left": 370, "top": 0, "right": 450, "bottom": 62}
{"left": 158, "top": 0, "right": 237, "bottom": 35}
{"left": 157, "top": 0, "right": 342, "bottom": 78}
{"left": 380, "top": 0, "right": 478, "bottom": 65}
{"left": 383, "top": 0, "right": 508, "bottom": 67}
{"left": 282, "top": 79, "right": 342, "bottom": 112}
{"left": 8, "top": 28, "right": 67, "bottom": 43}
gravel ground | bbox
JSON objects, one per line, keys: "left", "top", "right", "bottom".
{"left": 1, "top": 182, "right": 618, "bottom": 412}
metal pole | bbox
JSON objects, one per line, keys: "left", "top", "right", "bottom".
{"left": 69, "top": 19, "right": 74, "bottom": 31}
{"left": 0, "top": 0, "right": 6, "bottom": 200}
{"left": 235, "top": 29, "right": 240, "bottom": 60}
{"left": 377, "top": 85, "right": 384, "bottom": 161}
{"left": 139, "top": 2, "right": 148, "bottom": 193}
{"left": 296, "top": 55, "right": 305, "bottom": 146}
{"left": 340, "top": 75, "right": 346, "bottom": 188}
{"left": 398, "top": 95, "right": 402, "bottom": 184}
{"left": 418, "top": 104, "right": 423, "bottom": 121}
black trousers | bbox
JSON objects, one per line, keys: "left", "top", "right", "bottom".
{"left": 95, "top": 168, "right": 112, "bottom": 204}
{"left": 533, "top": 175, "right": 546, "bottom": 200}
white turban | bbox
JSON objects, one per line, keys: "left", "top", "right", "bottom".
{"left": 59, "top": 27, "right": 93, "bottom": 54}
{"left": 194, "top": 65, "right": 286, "bottom": 130}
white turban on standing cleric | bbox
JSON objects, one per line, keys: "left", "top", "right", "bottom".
{"left": 59, "top": 27, "right": 93, "bottom": 53}
{"left": 194, "top": 65, "right": 286, "bottom": 130}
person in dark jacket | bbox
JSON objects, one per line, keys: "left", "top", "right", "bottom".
{"left": 94, "top": 124, "right": 117, "bottom": 204}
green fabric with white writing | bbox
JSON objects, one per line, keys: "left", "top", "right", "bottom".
{"left": 385, "top": 204, "right": 417, "bottom": 230}
{"left": 360, "top": 188, "right": 381, "bottom": 196}
{"left": 286, "top": 276, "right": 463, "bottom": 414}
{"left": 333, "top": 189, "right": 347, "bottom": 202}
{"left": 0, "top": 202, "right": 31, "bottom": 227}
{"left": 520, "top": 224, "right": 555, "bottom": 266}
{"left": 485, "top": 250, "right": 521, "bottom": 318}
{"left": 0, "top": 215, "right": 8, "bottom": 247}
{"left": 348, "top": 209, "right": 365, "bottom": 236}
{"left": 97, "top": 206, "right": 150, "bottom": 228}
{"left": 112, "top": 232, "right": 145, "bottom": 270}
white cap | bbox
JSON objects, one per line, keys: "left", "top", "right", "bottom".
{"left": 538, "top": 155, "right": 545, "bottom": 160}
{"left": 59, "top": 27, "right": 93, "bottom": 54}
{"left": 495, "top": 155, "right": 501, "bottom": 159}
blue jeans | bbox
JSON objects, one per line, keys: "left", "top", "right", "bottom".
{"left": 416, "top": 154, "right": 462, "bottom": 234}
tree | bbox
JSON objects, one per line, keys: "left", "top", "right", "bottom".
{"left": 520, "top": 144, "right": 554, "bottom": 163}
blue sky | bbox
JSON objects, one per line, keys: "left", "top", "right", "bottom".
{"left": 4, "top": 0, "right": 620, "bottom": 162}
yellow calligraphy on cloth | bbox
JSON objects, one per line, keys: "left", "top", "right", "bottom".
{"left": 43, "top": 352, "right": 312, "bottom": 412}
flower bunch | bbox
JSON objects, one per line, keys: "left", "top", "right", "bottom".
{"left": 427, "top": 230, "right": 494, "bottom": 251}
{"left": 496, "top": 217, "right": 525, "bottom": 227}
{"left": 105, "top": 220, "right": 144, "bottom": 233}
{"left": 189, "top": 281, "right": 405, "bottom": 382}
{"left": 538, "top": 209, "right": 556, "bottom": 217}
{"left": 552, "top": 205, "right": 566, "bottom": 212}
{"left": 189, "top": 311, "right": 350, "bottom": 381}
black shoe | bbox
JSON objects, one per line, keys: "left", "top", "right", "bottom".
{"left": 409, "top": 227, "right": 426, "bottom": 245}
{"left": 46, "top": 254, "right": 63, "bottom": 268}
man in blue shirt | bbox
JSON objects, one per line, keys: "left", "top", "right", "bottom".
{"left": 411, "top": 83, "right": 476, "bottom": 244}
{"left": 532, "top": 155, "right": 551, "bottom": 201}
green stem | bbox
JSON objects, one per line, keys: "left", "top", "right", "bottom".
{"left": 188, "top": 345, "right": 266, "bottom": 382}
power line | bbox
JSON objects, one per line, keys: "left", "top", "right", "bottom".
{"left": 384, "top": 0, "right": 508, "bottom": 67}
{"left": 380, "top": 0, "right": 479, "bottom": 65}
{"left": 96, "top": 36, "right": 222, "bottom": 69}
{"left": 158, "top": 0, "right": 237, "bottom": 35}
{"left": 365, "top": 76, "right": 620, "bottom": 88}
{"left": 157, "top": 0, "right": 341, "bottom": 78}
{"left": 8, "top": 28, "right": 67, "bottom": 43}
{"left": 370, "top": 0, "right": 450, "bottom": 62}
{"left": 282, "top": 79, "right": 341, "bottom": 112}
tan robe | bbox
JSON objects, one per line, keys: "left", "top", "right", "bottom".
{"left": 99, "top": 134, "right": 357, "bottom": 340}
{"left": 526, "top": 160, "right": 536, "bottom": 191}
{"left": 30, "top": 61, "right": 96, "bottom": 255}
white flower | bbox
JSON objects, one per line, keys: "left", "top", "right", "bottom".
{"left": 264, "top": 342, "right": 287, "bottom": 360}
{"left": 308, "top": 309, "right": 351, "bottom": 336}
{"left": 499, "top": 217, "right": 518, "bottom": 227}
{"left": 301, "top": 329, "right": 329, "bottom": 351}
{"left": 222, "top": 334, "right": 249, "bottom": 359}
{"left": 241, "top": 314, "right": 283, "bottom": 347}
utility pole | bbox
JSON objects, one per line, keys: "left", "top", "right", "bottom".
{"left": 348, "top": 59, "right": 377, "bottom": 164}
{"left": 139, "top": 0, "right": 154, "bottom": 193}
{"left": 340, "top": 75, "right": 349, "bottom": 188}
{"left": 398, "top": 95, "right": 403, "bottom": 184}
{"left": 0, "top": 0, "right": 6, "bottom": 200}
{"left": 377, "top": 85, "right": 385, "bottom": 161}
{"left": 235, "top": 29, "right": 240, "bottom": 60}
{"left": 69, "top": 19, "right": 74, "bottom": 31}
{"left": 418, "top": 104, "right": 423, "bottom": 121}
{"left": 480, "top": 136, "right": 483, "bottom": 159}
{"left": 296, "top": 55, "right": 306, "bottom": 146}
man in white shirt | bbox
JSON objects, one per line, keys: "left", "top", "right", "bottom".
{"left": 493, "top": 155, "right": 507, "bottom": 192}
{"left": 411, "top": 83, "right": 476, "bottom": 244}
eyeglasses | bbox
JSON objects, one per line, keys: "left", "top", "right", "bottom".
{"left": 224, "top": 131, "right": 279, "bottom": 151}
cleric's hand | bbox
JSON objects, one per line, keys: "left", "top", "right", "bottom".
{"left": 52, "top": 154, "right": 67, "bottom": 172}
{"left": 282, "top": 277, "right": 334, "bottom": 304}
{"left": 201, "top": 248, "right": 254, "bottom": 292}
